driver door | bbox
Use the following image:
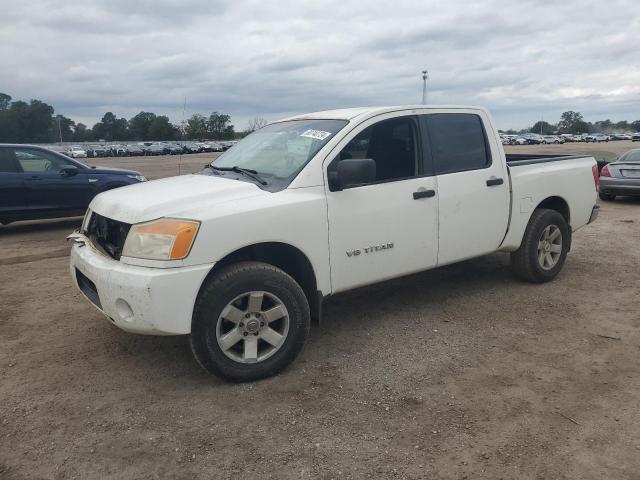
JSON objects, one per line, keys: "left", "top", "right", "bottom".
{"left": 325, "top": 114, "right": 439, "bottom": 293}
{"left": 14, "top": 147, "right": 93, "bottom": 215}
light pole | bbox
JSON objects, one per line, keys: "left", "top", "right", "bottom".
{"left": 421, "top": 70, "right": 429, "bottom": 104}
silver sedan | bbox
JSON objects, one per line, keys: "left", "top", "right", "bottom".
{"left": 599, "top": 149, "right": 640, "bottom": 201}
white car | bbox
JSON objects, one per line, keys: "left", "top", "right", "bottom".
{"left": 68, "top": 105, "right": 599, "bottom": 381}
{"left": 542, "top": 135, "right": 563, "bottom": 144}
{"left": 67, "top": 146, "right": 87, "bottom": 158}
{"left": 513, "top": 137, "right": 528, "bottom": 145}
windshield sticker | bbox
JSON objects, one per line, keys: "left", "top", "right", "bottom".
{"left": 300, "top": 129, "right": 332, "bottom": 141}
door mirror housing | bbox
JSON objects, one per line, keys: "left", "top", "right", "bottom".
{"left": 60, "top": 165, "right": 79, "bottom": 177}
{"left": 330, "top": 159, "right": 376, "bottom": 191}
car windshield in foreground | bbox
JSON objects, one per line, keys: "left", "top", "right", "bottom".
{"left": 210, "top": 119, "right": 348, "bottom": 183}
{"left": 618, "top": 150, "right": 640, "bottom": 163}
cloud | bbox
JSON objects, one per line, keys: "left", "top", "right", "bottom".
{"left": 0, "top": 0, "right": 638, "bottom": 130}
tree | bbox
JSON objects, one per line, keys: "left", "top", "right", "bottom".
{"left": 128, "top": 111, "right": 157, "bottom": 140}
{"left": 558, "top": 111, "right": 590, "bottom": 134}
{"left": 148, "top": 115, "right": 178, "bottom": 140}
{"left": 52, "top": 114, "right": 76, "bottom": 142}
{"left": 631, "top": 120, "right": 640, "bottom": 132}
{"left": 530, "top": 121, "right": 555, "bottom": 135}
{"left": 185, "top": 113, "right": 208, "bottom": 139}
{"left": 207, "top": 112, "right": 234, "bottom": 139}
{"left": 92, "top": 112, "right": 129, "bottom": 141}
{"left": 247, "top": 116, "right": 267, "bottom": 132}
{"left": 73, "top": 123, "right": 92, "bottom": 142}
{"left": 0, "top": 93, "right": 11, "bottom": 110}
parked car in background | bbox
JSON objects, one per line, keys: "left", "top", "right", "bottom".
{"left": 542, "top": 135, "right": 563, "bottom": 144}
{"left": 522, "top": 134, "right": 543, "bottom": 144}
{"left": 585, "top": 133, "right": 610, "bottom": 143}
{"left": 598, "top": 149, "right": 640, "bottom": 201}
{"left": 513, "top": 137, "right": 528, "bottom": 145}
{"left": 125, "top": 145, "right": 145, "bottom": 156}
{"left": 0, "top": 144, "right": 146, "bottom": 225}
{"left": 167, "top": 144, "right": 183, "bottom": 155}
{"left": 67, "top": 105, "right": 599, "bottom": 381}
{"left": 66, "top": 146, "right": 87, "bottom": 158}
{"left": 146, "top": 144, "right": 167, "bottom": 156}
{"left": 86, "top": 145, "right": 110, "bottom": 158}
{"left": 632, "top": 133, "right": 640, "bottom": 142}
{"left": 110, "top": 145, "right": 128, "bottom": 157}
{"left": 182, "top": 142, "right": 201, "bottom": 154}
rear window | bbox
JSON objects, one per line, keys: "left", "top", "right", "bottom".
{"left": 426, "top": 113, "right": 490, "bottom": 174}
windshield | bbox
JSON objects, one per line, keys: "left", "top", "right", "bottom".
{"left": 211, "top": 119, "right": 348, "bottom": 182}
{"left": 619, "top": 150, "right": 640, "bottom": 162}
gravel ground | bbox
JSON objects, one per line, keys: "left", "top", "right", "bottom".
{"left": 1, "top": 144, "right": 639, "bottom": 479}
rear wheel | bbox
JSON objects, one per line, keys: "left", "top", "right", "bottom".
{"left": 599, "top": 191, "right": 616, "bottom": 201}
{"left": 190, "top": 261, "right": 310, "bottom": 382}
{"left": 511, "top": 209, "right": 570, "bottom": 283}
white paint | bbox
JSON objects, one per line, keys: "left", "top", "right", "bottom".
{"left": 70, "top": 105, "right": 598, "bottom": 335}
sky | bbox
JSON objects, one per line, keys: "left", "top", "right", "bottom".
{"left": 1, "top": 0, "right": 639, "bottom": 131}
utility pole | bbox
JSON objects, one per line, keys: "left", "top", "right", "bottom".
{"left": 57, "top": 117, "right": 63, "bottom": 143}
{"left": 421, "top": 70, "right": 429, "bottom": 104}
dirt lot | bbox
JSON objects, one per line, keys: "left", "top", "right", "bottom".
{"left": 1, "top": 144, "right": 639, "bottom": 479}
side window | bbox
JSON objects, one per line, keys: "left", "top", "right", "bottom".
{"left": 0, "top": 148, "right": 18, "bottom": 173}
{"left": 330, "top": 117, "right": 418, "bottom": 185}
{"left": 427, "top": 114, "right": 490, "bottom": 174}
{"left": 14, "top": 148, "right": 72, "bottom": 173}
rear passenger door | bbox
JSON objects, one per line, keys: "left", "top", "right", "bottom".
{"left": 422, "top": 111, "right": 510, "bottom": 265}
{"left": 0, "top": 147, "right": 26, "bottom": 219}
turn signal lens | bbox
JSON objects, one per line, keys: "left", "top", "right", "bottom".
{"left": 122, "top": 218, "right": 200, "bottom": 260}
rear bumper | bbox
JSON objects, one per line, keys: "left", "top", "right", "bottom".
{"left": 70, "top": 240, "right": 213, "bottom": 335}
{"left": 599, "top": 177, "right": 640, "bottom": 196}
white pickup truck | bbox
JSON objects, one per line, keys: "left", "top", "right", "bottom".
{"left": 68, "top": 106, "right": 600, "bottom": 381}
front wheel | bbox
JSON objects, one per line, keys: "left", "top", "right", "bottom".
{"left": 190, "top": 261, "right": 310, "bottom": 382}
{"left": 510, "top": 209, "right": 570, "bottom": 283}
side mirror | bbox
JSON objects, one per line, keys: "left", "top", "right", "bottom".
{"left": 330, "top": 159, "right": 376, "bottom": 191}
{"left": 60, "top": 165, "right": 79, "bottom": 177}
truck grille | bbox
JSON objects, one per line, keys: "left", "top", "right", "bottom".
{"left": 85, "top": 212, "right": 131, "bottom": 260}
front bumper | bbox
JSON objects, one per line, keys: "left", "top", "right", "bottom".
{"left": 600, "top": 177, "right": 640, "bottom": 196}
{"left": 70, "top": 238, "right": 213, "bottom": 335}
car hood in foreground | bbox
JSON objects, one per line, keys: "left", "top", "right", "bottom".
{"left": 89, "top": 174, "right": 268, "bottom": 224}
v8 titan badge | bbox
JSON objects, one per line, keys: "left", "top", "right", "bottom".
{"left": 346, "top": 242, "right": 394, "bottom": 257}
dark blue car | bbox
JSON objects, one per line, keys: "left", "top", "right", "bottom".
{"left": 0, "top": 144, "right": 146, "bottom": 225}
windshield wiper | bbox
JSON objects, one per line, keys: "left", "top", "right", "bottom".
{"left": 209, "top": 165, "right": 267, "bottom": 185}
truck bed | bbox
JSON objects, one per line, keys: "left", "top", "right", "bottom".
{"left": 506, "top": 154, "right": 588, "bottom": 167}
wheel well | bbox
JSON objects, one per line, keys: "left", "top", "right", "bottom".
{"left": 536, "top": 196, "right": 570, "bottom": 224}
{"left": 203, "top": 242, "right": 321, "bottom": 323}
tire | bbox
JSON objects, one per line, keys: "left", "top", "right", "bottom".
{"left": 599, "top": 191, "right": 616, "bottom": 201}
{"left": 510, "top": 209, "right": 570, "bottom": 283}
{"left": 190, "top": 261, "right": 310, "bottom": 382}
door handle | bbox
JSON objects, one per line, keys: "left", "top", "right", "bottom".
{"left": 413, "top": 189, "right": 436, "bottom": 200}
{"left": 486, "top": 177, "right": 504, "bottom": 187}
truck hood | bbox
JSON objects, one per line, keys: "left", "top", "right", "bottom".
{"left": 89, "top": 174, "right": 268, "bottom": 224}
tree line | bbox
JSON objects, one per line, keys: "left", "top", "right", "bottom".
{"left": 503, "top": 111, "right": 640, "bottom": 136}
{"left": 0, "top": 92, "right": 244, "bottom": 143}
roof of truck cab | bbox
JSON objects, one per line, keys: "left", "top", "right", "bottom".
{"left": 278, "top": 105, "right": 486, "bottom": 122}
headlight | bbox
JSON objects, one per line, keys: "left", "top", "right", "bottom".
{"left": 122, "top": 218, "right": 200, "bottom": 260}
{"left": 127, "top": 174, "right": 147, "bottom": 182}
{"left": 81, "top": 209, "right": 92, "bottom": 232}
